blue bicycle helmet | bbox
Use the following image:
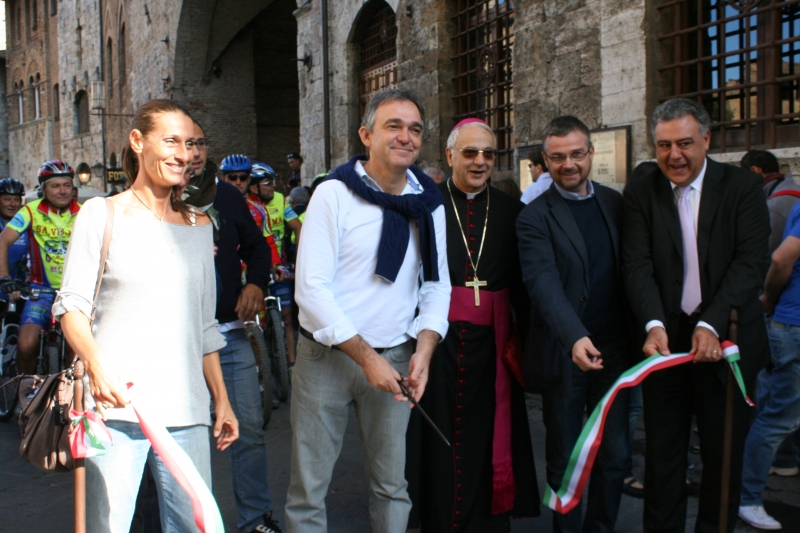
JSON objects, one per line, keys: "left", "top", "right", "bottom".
{"left": 219, "top": 154, "right": 252, "bottom": 174}
{"left": 250, "top": 162, "right": 277, "bottom": 185}
{"left": 0, "top": 178, "right": 26, "bottom": 196}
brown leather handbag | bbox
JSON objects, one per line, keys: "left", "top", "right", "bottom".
{"left": 17, "top": 369, "right": 76, "bottom": 471}
{"left": 16, "top": 198, "right": 114, "bottom": 473}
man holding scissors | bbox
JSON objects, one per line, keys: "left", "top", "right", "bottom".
{"left": 287, "top": 89, "right": 451, "bottom": 533}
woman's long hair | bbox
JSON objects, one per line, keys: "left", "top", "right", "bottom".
{"left": 122, "top": 99, "right": 197, "bottom": 223}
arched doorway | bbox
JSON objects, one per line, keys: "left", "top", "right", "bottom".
{"left": 251, "top": 0, "right": 300, "bottom": 185}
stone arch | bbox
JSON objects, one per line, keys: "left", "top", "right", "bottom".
{"left": 172, "top": 0, "right": 299, "bottom": 179}
{"left": 173, "top": 0, "right": 275, "bottom": 89}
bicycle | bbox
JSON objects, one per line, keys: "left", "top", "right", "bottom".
{"left": 245, "top": 275, "right": 290, "bottom": 427}
{"left": 18, "top": 286, "right": 66, "bottom": 376}
{"left": 0, "top": 298, "right": 22, "bottom": 421}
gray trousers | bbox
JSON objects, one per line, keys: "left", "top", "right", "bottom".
{"left": 285, "top": 334, "right": 413, "bottom": 533}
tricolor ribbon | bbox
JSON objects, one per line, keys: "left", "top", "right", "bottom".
{"left": 544, "top": 344, "right": 754, "bottom": 514}
{"left": 130, "top": 399, "right": 225, "bottom": 533}
{"left": 68, "top": 385, "right": 225, "bottom": 533}
{"left": 69, "top": 409, "right": 113, "bottom": 458}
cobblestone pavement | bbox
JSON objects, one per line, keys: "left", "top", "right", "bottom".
{"left": 0, "top": 394, "right": 797, "bottom": 532}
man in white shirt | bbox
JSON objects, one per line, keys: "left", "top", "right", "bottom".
{"left": 521, "top": 145, "right": 552, "bottom": 204}
{"left": 286, "top": 89, "right": 451, "bottom": 533}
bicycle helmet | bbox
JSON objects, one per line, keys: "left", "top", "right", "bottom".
{"left": 219, "top": 154, "right": 252, "bottom": 174}
{"left": 0, "top": 178, "right": 26, "bottom": 196}
{"left": 37, "top": 160, "right": 75, "bottom": 185}
{"left": 250, "top": 162, "right": 277, "bottom": 185}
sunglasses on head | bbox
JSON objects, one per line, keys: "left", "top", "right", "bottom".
{"left": 454, "top": 147, "right": 496, "bottom": 160}
{"left": 226, "top": 174, "right": 249, "bottom": 182}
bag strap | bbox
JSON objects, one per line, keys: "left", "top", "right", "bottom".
{"left": 90, "top": 199, "right": 114, "bottom": 325}
{"left": 770, "top": 189, "right": 800, "bottom": 200}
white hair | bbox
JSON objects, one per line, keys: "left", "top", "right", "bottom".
{"left": 446, "top": 122, "right": 497, "bottom": 149}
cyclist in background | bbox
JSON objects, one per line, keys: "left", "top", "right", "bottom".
{"left": 0, "top": 179, "right": 28, "bottom": 303}
{"left": 0, "top": 161, "right": 80, "bottom": 373}
{"left": 220, "top": 153, "right": 252, "bottom": 196}
{"left": 246, "top": 163, "right": 283, "bottom": 269}
{"left": 260, "top": 172, "right": 301, "bottom": 367}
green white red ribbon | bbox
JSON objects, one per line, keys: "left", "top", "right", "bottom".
{"left": 544, "top": 343, "right": 753, "bottom": 514}
{"left": 68, "top": 386, "right": 225, "bottom": 533}
{"left": 69, "top": 409, "right": 113, "bottom": 458}
{"left": 130, "top": 399, "right": 225, "bottom": 533}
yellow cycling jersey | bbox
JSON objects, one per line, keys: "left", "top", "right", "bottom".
{"left": 7, "top": 198, "right": 81, "bottom": 289}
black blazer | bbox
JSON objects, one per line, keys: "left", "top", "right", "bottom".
{"left": 516, "top": 182, "right": 628, "bottom": 388}
{"left": 621, "top": 158, "right": 770, "bottom": 381}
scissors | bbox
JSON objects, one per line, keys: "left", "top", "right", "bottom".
{"left": 397, "top": 378, "right": 450, "bottom": 447}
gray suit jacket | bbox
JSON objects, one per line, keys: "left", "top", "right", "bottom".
{"left": 516, "top": 182, "right": 626, "bottom": 388}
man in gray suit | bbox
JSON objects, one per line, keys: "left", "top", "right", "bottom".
{"left": 516, "top": 115, "right": 631, "bottom": 533}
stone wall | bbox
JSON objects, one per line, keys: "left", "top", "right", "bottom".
{"left": 8, "top": 118, "right": 53, "bottom": 188}
{"left": 56, "top": 0, "right": 104, "bottom": 177}
{"left": 0, "top": 54, "right": 9, "bottom": 179}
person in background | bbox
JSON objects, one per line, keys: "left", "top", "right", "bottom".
{"left": 492, "top": 178, "right": 522, "bottom": 201}
{"left": 287, "top": 153, "right": 303, "bottom": 194}
{"left": 260, "top": 169, "right": 301, "bottom": 366}
{"left": 191, "top": 124, "right": 286, "bottom": 533}
{"left": 740, "top": 150, "right": 800, "bottom": 488}
{"left": 741, "top": 149, "right": 800, "bottom": 255}
{"left": 220, "top": 154, "right": 253, "bottom": 196}
{"left": 0, "top": 179, "right": 28, "bottom": 304}
{"left": 0, "top": 161, "right": 80, "bottom": 374}
{"left": 423, "top": 167, "right": 445, "bottom": 184}
{"left": 520, "top": 146, "right": 552, "bottom": 204}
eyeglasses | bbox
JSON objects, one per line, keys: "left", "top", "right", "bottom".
{"left": 226, "top": 174, "right": 249, "bottom": 182}
{"left": 453, "top": 148, "right": 496, "bottom": 160}
{"left": 544, "top": 151, "right": 590, "bottom": 164}
{"left": 185, "top": 139, "right": 210, "bottom": 150}
{"left": 259, "top": 180, "right": 275, "bottom": 187}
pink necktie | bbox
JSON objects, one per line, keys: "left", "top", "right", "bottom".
{"left": 678, "top": 186, "right": 702, "bottom": 315}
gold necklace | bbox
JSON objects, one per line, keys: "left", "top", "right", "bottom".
{"left": 446, "top": 179, "right": 490, "bottom": 306}
{"left": 130, "top": 187, "right": 175, "bottom": 254}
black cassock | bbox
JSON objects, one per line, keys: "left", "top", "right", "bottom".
{"left": 406, "top": 182, "right": 539, "bottom": 533}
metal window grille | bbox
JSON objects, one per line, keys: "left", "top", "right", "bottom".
{"left": 359, "top": 4, "right": 398, "bottom": 118}
{"left": 658, "top": 0, "right": 800, "bottom": 151}
{"left": 452, "top": 0, "right": 515, "bottom": 176}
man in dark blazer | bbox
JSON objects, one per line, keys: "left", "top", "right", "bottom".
{"left": 517, "top": 115, "right": 631, "bottom": 533}
{"left": 622, "top": 98, "right": 770, "bottom": 533}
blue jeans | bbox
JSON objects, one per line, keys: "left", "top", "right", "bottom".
{"left": 541, "top": 349, "right": 630, "bottom": 533}
{"left": 285, "top": 335, "right": 413, "bottom": 533}
{"left": 740, "top": 320, "right": 800, "bottom": 506}
{"left": 220, "top": 328, "right": 273, "bottom": 532}
{"left": 86, "top": 422, "right": 211, "bottom": 533}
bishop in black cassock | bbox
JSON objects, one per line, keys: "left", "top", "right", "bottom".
{"left": 406, "top": 119, "right": 539, "bottom": 533}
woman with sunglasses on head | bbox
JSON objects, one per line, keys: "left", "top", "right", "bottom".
{"left": 54, "top": 99, "right": 238, "bottom": 533}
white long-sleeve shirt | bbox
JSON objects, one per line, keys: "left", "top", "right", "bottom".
{"left": 295, "top": 164, "right": 451, "bottom": 348}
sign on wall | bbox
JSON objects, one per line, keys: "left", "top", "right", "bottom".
{"left": 589, "top": 126, "right": 631, "bottom": 187}
{"left": 107, "top": 169, "right": 126, "bottom": 184}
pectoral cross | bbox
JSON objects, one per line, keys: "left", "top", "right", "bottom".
{"left": 465, "top": 276, "right": 487, "bottom": 306}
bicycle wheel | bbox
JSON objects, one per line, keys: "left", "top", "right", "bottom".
{"left": 44, "top": 342, "right": 61, "bottom": 375}
{"left": 245, "top": 324, "right": 273, "bottom": 427}
{"left": 266, "top": 308, "right": 290, "bottom": 402}
{"left": 0, "top": 333, "right": 20, "bottom": 422}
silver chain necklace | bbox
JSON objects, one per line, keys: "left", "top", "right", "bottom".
{"left": 130, "top": 187, "right": 175, "bottom": 254}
